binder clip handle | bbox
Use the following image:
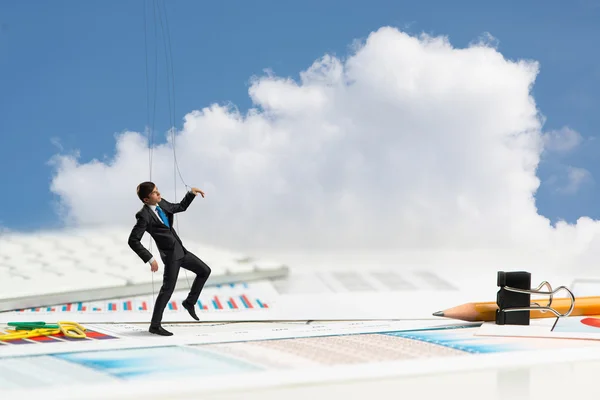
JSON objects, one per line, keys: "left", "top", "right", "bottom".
{"left": 496, "top": 271, "right": 575, "bottom": 326}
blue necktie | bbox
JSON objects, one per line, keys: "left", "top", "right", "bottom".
{"left": 156, "top": 205, "right": 170, "bottom": 228}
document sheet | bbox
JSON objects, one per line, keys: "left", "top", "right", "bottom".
{"left": 3, "top": 320, "right": 600, "bottom": 399}
{"left": 0, "top": 269, "right": 483, "bottom": 323}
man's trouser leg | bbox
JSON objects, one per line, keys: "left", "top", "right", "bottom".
{"left": 150, "top": 258, "right": 181, "bottom": 327}
{"left": 180, "top": 251, "right": 211, "bottom": 305}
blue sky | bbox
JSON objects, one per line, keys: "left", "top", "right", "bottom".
{"left": 1, "top": 0, "right": 599, "bottom": 232}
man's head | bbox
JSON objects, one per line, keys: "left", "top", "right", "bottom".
{"left": 137, "top": 181, "right": 161, "bottom": 205}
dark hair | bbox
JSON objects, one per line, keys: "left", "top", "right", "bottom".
{"left": 137, "top": 181, "right": 156, "bottom": 203}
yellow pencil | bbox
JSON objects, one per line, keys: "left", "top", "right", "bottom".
{"left": 433, "top": 296, "right": 600, "bottom": 322}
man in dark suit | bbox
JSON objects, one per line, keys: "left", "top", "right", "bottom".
{"left": 128, "top": 181, "right": 211, "bottom": 336}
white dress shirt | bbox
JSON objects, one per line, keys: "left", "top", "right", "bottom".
{"left": 148, "top": 203, "right": 168, "bottom": 226}
{"left": 146, "top": 191, "right": 193, "bottom": 265}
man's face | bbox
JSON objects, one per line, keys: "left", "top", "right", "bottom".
{"left": 145, "top": 186, "right": 161, "bottom": 205}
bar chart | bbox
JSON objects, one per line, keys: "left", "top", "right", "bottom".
{"left": 13, "top": 283, "right": 272, "bottom": 315}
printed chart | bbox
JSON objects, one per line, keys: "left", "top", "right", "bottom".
{"left": 0, "top": 269, "right": 491, "bottom": 324}
{"left": 2, "top": 323, "right": 599, "bottom": 394}
{"left": 15, "top": 282, "right": 270, "bottom": 313}
{"left": 0, "top": 282, "right": 276, "bottom": 323}
{"left": 16, "top": 293, "right": 269, "bottom": 313}
{"left": 0, "top": 327, "right": 118, "bottom": 347}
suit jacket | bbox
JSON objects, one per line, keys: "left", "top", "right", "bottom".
{"left": 128, "top": 191, "right": 196, "bottom": 264}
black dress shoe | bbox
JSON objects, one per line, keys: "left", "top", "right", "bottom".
{"left": 149, "top": 325, "right": 173, "bottom": 336}
{"left": 182, "top": 300, "right": 199, "bottom": 321}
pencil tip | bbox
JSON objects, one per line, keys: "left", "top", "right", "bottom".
{"left": 432, "top": 311, "right": 444, "bottom": 317}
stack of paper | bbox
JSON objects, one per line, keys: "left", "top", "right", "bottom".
{"left": 4, "top": 265, "right": 600, "bottom": 400}
{"left": 0, "top": 268, "right": 484, "bottom": 323}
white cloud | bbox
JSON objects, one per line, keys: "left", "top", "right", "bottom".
{"left": 50, "top": 137, "right": 64, "bottom": 152}
{"left": 542, "top": 126, "right": 583, "bottom": 153}
{"left": 545, "top": 165, "right": 592, "bottom": 194}
{"left": 469, "top": 31, "right": 500, "bottom": 49}
{"left": 557, "top": 166, "right": 593, "bottom": 194}
{"left": 45, "top": 27, "right": 600, "bottom": 274}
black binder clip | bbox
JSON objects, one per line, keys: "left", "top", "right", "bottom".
{"left": 496, "top": 270, "right": 575, "bottom": 325}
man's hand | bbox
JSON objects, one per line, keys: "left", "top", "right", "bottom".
{"left": 150, "top": 259, "right": 158, "bottom": 272}
{"left": 191, "top": 187, "right": 205, "bottom": 198}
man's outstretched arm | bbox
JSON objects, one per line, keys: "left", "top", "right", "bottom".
{"left": 160, "top": 187, "right": 204, "bottom": 214}
{"left": 128, "top": 213, "right": 153, "bottom": 263}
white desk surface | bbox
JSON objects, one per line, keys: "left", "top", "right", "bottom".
{"left": 3, "top": 250, "right": 599, "bottom": 400}
{"left": 49, "top": 351, "right": 600, "bottom": 400}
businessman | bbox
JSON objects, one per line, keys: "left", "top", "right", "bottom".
{"left": 128, "top": 181, "right": 211, "bottom": 336}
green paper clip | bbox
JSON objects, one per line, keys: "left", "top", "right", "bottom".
{"left": 7, "top": 322, "right": 60, "bottom": 330}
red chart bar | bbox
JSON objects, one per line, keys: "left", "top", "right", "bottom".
{"left": 214, "top": 296, "right": 223, "bottom": 310}
{"left": 28, "top": 335, "right": 60, "bottom": 343}
{"left": 229, "top": 298, "right": 238, "bottom": 309}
